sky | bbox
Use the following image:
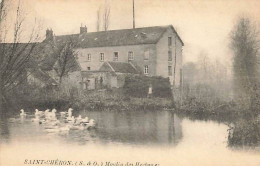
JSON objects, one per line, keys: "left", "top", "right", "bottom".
{"left": 5, "top": 0, "right": 260, "bottom": 64}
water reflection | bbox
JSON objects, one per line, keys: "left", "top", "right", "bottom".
{"left": 2, "top": 111, "right": 260, "bottom": 166}
{"left": 81, "top": 111, "right": 183, "bottom": 145}
{"left": 0, "top": 118, "right": 10, "bottom": 143}
{"left": 0, "top": 111, "right": 182, "bottom": 146}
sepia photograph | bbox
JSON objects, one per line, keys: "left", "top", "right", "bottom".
{"left": 0, "top": 0, "right": 260, "bottom": 166}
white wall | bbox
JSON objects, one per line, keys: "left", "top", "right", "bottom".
{"left": 156, "top": 27, "right": 183, "bottom": 86}
{"left": 75, "top": 44, "right": 157, "bottom": 76}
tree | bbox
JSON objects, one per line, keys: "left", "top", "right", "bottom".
{"left": 50, "top": 37, "right": 79, "bottom": 84}
{"left": 96, "top": 1, "right": 111, "bottom": 32}
{"left": 0, "top": 0, "right": 7, "bottom": 42}
{"left": 183, "top": 62, "right": 197, "bottom": 86}
{"left": 103, "top": 1, "right": 110, "bottom": 31}
{"left": 230, "top": 17, "right": 260, "bottom": 114}
{"left": 0, "top": 0, "right": 40, "bottom": 116}
{"left": 197, "top": 50, "right": 211, "bottom": 84}
{"left": 96, "top": 7, "right": 101, "bottom": 32}
{"left": 182, "top": 53, "right": 232, "bottom": 103}
{"left": 0, "top": 0, "right": 6, "bottom": 115}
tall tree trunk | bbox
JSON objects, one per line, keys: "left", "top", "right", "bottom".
{"left": 0, "top": 83, "right": 4, "bottom": 118}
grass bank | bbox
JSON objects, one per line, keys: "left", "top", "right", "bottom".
{"left": 177, "top": 97, "right": 239, "bottom": 122}
{"left": 3, "top": 87, "right": 173, "bottom": 116}
{"left": 68, "top": 89, "right": 174, "bottom": 111}
{"left": 176, "top": 96, "right": 260, "bottom": 148}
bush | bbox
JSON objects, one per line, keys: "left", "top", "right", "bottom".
{"left": 178, "top": 96, "right": 239, "bottom": 122}
{"left": 4, "top": 80, "right": 173, "bottom": 115}
{"left": 123, "top": 75, "right": 172, "bottom": 98}
{"left": 228, "top": 118, "right": 260, "bottom": 147}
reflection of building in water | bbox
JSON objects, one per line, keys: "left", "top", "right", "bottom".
{"left": 93, "top": 111, "right": 182, "bottom": 145}
{"left": 0, "top": 119, "right": 10, "bottom": 143}
{"left": 156, "top": 112, "right": 182, "bottom": 144}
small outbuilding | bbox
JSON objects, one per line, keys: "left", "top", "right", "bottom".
{"left": 81, "top": 61, "right": 139, "bottom": 90}
{"left": 99, "top": 61, "right": 139, "bottom": 88}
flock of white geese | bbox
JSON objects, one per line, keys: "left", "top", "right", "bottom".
{"left": 17, "top": 108, "right": 96, "bottom": 134}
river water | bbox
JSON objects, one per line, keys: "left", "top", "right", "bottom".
{"left": 0, "top": 110, "right": 260, "bottom": 165}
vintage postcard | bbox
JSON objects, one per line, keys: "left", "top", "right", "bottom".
{"left": 0, "top": 0, "right": 260, "bottom": 166}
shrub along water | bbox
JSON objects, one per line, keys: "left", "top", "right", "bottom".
{"left": 228, "top": 117, "right": 260, "bottom": 147}
{"left": 70, "top": 88, "right": 174, "bottom": 111}
{"left": 123, "top": 75, "right": 172, "bottom": 98}
{"left": 3, "top": 78, "right": 174, "bottom": 116}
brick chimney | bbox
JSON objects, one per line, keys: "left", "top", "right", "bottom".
{"left": 46, "top": 29, "right": 53, "bottom": 40}
{"left": 80, "top": 25, "right": 87, "bottom": 34}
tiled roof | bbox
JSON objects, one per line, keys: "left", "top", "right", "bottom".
{"left": 99, "top": 61, "right": 139, "bottom": 74}
{"left": 27, "top": 66, "right": 58, "bottom": 86}
{"left": 53, "top": 25, "right": 184, "bottom": 48}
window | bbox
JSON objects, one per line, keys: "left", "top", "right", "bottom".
{"left": 168, "top": 66, "right": 172, "bottom": 76}
{"left": 168, "top": 37, "right": 172, "bottom": 46}
{"left": 168, "top": 51, "right": 172, "bottom": 61}
{"left": 87, "top": 67, "right": 91, "bottom": 71}
{"left": 128, "top": 51, "right": 134, "bottom": 60}
{"left": 114, "top": 52, "right": 118, "bottom": 61}
{"left": 100, "top": 53, "right": 104, "bottom": 61}
{"left": 87, "top": 54, "right": 91, "bottom": 61}
{"left": 144, "top": 50, "right": 149, "bottom": 60}
{"left": 144, "top": 65, "right": 149, "bottom": 74}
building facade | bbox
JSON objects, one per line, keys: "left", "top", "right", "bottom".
{"left": 41, "top": 25, "right": 184, "bottom": 89}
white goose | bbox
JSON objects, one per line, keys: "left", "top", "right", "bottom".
{"left": 20, "top": 109, "right": 27, "bottom": 117}
{"left": 50, "top": 109, "right": 57, "bottom": 120}
{"left": 82, "top": 116, "right": 89, "bottom": 123}
{"left": 45, "top": 109, "right": 57, "bottom": 121}
{"left": 60, "top": 108, "right": 73, "bottom": 116}
{"left": 67, "top": 116, "right": 75, "bottom": 124}
{"left": 68, "top": 108, "right": 73, "bottom": 117}
{"left": 75, "top": 115, "right": 83, "bottom": 125}
{"left": 35, "top": 109, "right": 44, "bottom": 117}
{"left": 44, "top": 109, "right": 50, "bottom": 117}
{"left": 66, "top": 108, "right": 74, "bottom": 122}
{"left": 87, "top": 119, "right": 96, "bottom": 129}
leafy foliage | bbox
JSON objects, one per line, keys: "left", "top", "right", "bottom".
{"left": 123, "top": 75, "right": 172, "bottom": 98}
{"left": 230, "top": 17, "right": 260, "bottom": 111}
{"left": 228, "top": 118, "right": 260, "bottom": 147}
